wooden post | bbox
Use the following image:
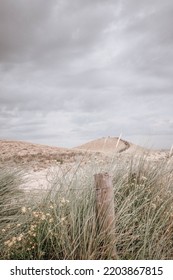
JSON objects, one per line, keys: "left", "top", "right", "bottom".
{"left": 94, "top": 172, "right": 118, "bottom": 259}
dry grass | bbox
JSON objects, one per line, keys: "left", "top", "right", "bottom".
{"left": 0, "top": 152, "right": 173, "bottom": 259}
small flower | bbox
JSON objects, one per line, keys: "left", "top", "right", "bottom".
{"left": 60, "top": 198, "right": 69, "bottom": 205}
{"left": 21, "top": 207, "right": 27, "bottom": 214}
{"left": 17, "top": 224, "right": 21, "bottom": 227}
{"left": 61, "top": 197, "right": 66, "bottom": 204}
{"left": 17, "top": 236, "right": 22, "bottom": 242}
{"left": 41, "top": 214, "right": 46, "bottom": 221}
{"left": 4, "top": 240, "right": 10, "bottom": 246}
{"left": 30, "top": 225, "right": 37, "bottom": 230}
{"left": 46, "top": 213, "right": 51, "bottom": 217}
{"left": 2, "top": 229, "right": 6, "bottom": 233}
{"left": 12, "top": 237, "right": 17, "bottom": 243}
{"left": 60, "top": 217, "right": 66, "bottom": 224}
{"left": 32, "top": 211, "right": 39, "bottom": 218}
{"left": 4, "top": 239, "right": 14, "bottom": 247}
{"left": 7, "top": 242, "right": 13, "bottom": 248}
{"left": 49, "top": 218, "right": 54, "bottom": 223}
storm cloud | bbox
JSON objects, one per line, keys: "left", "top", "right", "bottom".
{"left": 0, "top": 0, "right": 173, "bottom": 148}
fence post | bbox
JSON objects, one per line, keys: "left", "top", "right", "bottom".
{"left": 94, "top": 172, "right": 118, "bottom": 259}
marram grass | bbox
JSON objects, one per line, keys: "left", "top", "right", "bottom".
{"left": 0, "top": 154, "right": 173, "bottom": 259}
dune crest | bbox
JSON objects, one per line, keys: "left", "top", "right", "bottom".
{"left": 74, "top": 136, "right": 143, "bottom": 154}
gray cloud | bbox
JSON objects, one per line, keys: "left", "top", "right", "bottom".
{"left": 0, "top": 0, "right": 173, "bottom": 149}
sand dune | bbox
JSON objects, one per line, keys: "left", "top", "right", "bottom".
{"left": 0, "top": 139, "right": 84, "bottom": 170}
{"left": 0, "top": 137, "right": 169, "bottom": 171}
{"left": 0, "top": 137, "right": 170, "bottom": 191}
{"left": 74, "top": 136, "right": 145, "bottom": 154}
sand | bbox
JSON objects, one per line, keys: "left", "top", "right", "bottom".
{"left": 0, "top": 137, "right": 171, "bottom": 191}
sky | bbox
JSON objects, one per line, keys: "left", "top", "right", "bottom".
{"left": 0, "top": 0, "right": 173, "bottom": 149}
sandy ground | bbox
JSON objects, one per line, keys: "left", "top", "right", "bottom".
{"left": 0, "top": 137, "right": 171, "bottom": 191}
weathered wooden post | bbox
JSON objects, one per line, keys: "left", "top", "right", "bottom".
{"left": 94, "top": 172, "right": 118, "bottom": 259}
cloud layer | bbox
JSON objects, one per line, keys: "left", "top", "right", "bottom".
{"left": 0, "top": 0, "right": 173, "bottom": 148}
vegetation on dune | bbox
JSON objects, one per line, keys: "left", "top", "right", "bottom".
{"left": 0, "top": 154, "right": 173, "bottom": 259}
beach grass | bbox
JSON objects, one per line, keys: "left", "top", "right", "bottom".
{"left": 0, "top": 153, "right": 173, "bottom": 259}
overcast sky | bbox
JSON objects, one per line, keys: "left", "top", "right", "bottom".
{"left": 0, "top": 0, "right": 173, "bottom": 149}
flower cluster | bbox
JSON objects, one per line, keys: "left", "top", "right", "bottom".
{"left": 1, "top": 197, "right": 72, "bottom": 258}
